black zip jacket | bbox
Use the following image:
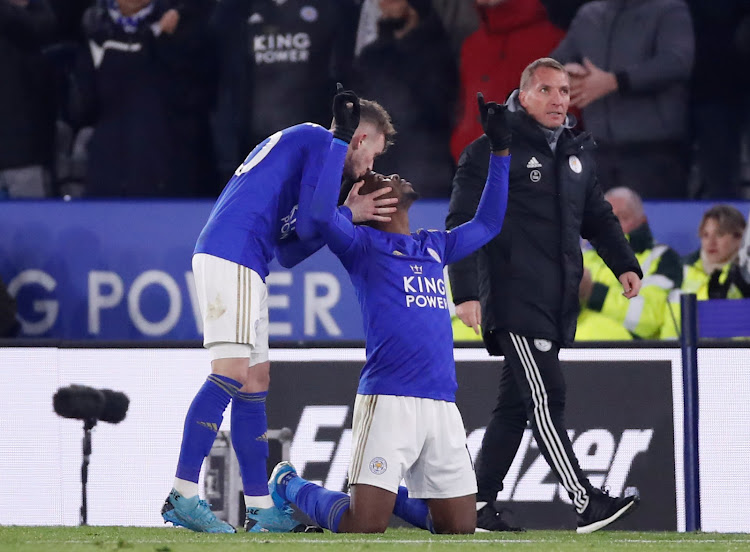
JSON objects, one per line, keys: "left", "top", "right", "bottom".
{"left": 446, "top": 108, "right": 641, "bottom": 351}
{"left": 0, "top": 0, "right": 56, "bottom": 170}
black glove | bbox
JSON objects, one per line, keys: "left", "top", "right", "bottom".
{"left": 477, "top": 92, "right": 512, "bottom": 152}
{"left": 332, "top": 83, "right": 360, "bottom": 144}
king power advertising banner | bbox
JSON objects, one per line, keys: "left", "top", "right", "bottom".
{"left": 0, "top": 200, "right": 445, "bottom": 341}
{"left": 0, "top": 200, "right": 748, "bottom": 341}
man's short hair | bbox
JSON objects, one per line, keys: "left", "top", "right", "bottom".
{"left": 333, "top": 99, "right": 396, "bottom": 151}
{"left": 360, "top": 99, "right": 396, "bottom": 150}
{"left": 520, "top": 57, "right": 567, "bottom": 90}
{"left": 605, "top": 187, "right": 645, "bottom": 218}
{"left": 699, "top": 205, "right": 747, "bottom": 237}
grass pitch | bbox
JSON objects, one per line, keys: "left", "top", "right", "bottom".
{"left": 1, "top": 526, "right": 749, "bottom": 552}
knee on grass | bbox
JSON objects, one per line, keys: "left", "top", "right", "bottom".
{"left": 339, "top": 515, "right": 389, "bottom": 534}
{"left": 432, "top": 520, "right": 475, "bottom": 535}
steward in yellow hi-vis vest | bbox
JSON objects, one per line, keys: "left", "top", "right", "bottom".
{"left": 660, "top": 205, "right": 748, "bottom": 339}
{"left": 577, "top": 222, "right": 682, "bottom": 340}
{"left": 576, "top": 187, "right": 680, "bottom": 341}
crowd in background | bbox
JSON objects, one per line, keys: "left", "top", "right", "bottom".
{"left": 3, "top": 0, "right": 750, "bottom": 200}
{"left": 1, "top": 0, "right": 750, "bottom": 341}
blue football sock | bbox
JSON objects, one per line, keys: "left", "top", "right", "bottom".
{"left": 285, "top": 475, "right": 350, "bottom": 532}
{"left": 393, "top": 486, "right": 434, "bottom": 533}
{"left": 176, "top": 374, "right": 240, "bottom": 483}
{"left": 231, "top": 391, "right": 270, "bottom": 496}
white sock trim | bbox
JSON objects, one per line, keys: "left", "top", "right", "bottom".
{"left": 173, "top": 478, "right": 199, "bottom": 499}
{"left": 244, "top": 494, "right": 274, "bottom": 509}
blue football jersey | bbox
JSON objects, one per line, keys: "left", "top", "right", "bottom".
{"left": 309, "top": 140, "right": 511, "bottom": 401}
{"left": 194, "top": 123, "right": 333, "bottom": 279}
{"left": 340, "top": 227, "right": 459, "bottom": 400}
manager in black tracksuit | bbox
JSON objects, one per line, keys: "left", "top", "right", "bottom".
{"left": 447, "top": 58, "right": 643, "bottom": 534}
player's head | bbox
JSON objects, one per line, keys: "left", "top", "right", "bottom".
{"left": 336, "top": 100, "right": 396, "bottom": 182}
{"left": 518, "top": 57, "right": 570, "bottom": 129}
{"left": 360, "top": 171, "right": 419, "bottom": 211}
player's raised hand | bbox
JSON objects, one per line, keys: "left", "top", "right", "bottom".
{"left": 344, "top": 180, "right": 399, "bottom": 223}
{"left": 332, "top": 83, "right": 360, "bottom": 144}
{"left": 477, "top": 92, "right": 512, "bottom": 153}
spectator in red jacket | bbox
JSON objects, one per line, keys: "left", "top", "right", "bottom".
{"left": 450, "top": 0, "right": 564, "bottom": 162}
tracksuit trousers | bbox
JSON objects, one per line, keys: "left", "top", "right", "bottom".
{"left": 475, "top": 330, "right": 594, "bottom": 514}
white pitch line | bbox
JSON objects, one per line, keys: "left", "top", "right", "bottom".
{"left": 26, "top": 539, "right": 530, "bottom": 545}
{"left": 290, "top": 538, "right": 748, "bottom": 545}
{"left": 24, "top": 538, "right": 750, "bottom": 546}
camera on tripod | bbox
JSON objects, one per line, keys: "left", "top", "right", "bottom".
{"left": 53, "top": 385, "right": 130, "bottom": 525}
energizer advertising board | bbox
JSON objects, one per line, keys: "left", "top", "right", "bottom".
{"left": 6, "top": 346, "right": 725, "bottom": 530}
{"left": 264, "top": 355, "right": 676, "bottom": 530}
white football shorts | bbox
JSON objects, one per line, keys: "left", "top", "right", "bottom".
{"left": 192, "top": 253, "right": 269, "bottom": 366}
{"left": 348, "top": 394, "right": 477, "bottom": 499}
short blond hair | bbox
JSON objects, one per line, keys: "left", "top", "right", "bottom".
{"left": 520, "top": 58, "right": 567, "bottom": 91}
{"left": 332, "top": 99, "right": 396, "bottom": 151}
{"left": 360, "top": 99, "right": 396, "bottom": 150}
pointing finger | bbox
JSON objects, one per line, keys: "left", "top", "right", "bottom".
{"left": 477, "top": 92, "right": 486, "bottom": 110}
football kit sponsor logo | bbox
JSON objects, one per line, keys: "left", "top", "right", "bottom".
{"left": 403, "top": 275, "right": 448, "bottom": 309}
{"left": 526, "top": 157, "right": 542, "bottom": 169}
{"left": 254, "top": 33, "right": 312, "bottom": 64}
{"left": 197, "top": 421, "right": 219, "bottom": 432}
{"left": 279, "top": 204, "right": 298, "bottom": 240}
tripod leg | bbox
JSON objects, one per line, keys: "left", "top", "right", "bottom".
{"left": 81, "top": 422, "right": 94, "bottom": 526}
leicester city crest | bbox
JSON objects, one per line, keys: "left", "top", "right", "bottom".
{"left": 369, "top": 457, "right": 387, "bottom": 475}
{"left": 534, "top": 338, "right": 552, "bottom": 352}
